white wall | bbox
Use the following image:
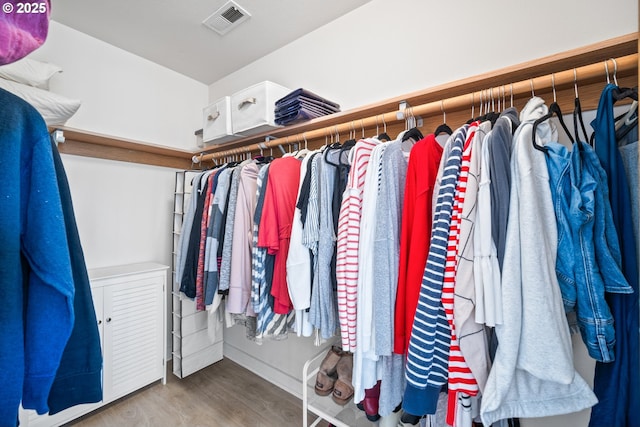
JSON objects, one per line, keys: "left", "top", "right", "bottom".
{"left": 60, "top": 154, "right": 178, "bottom": 360}
{"left": 30, "top": 21, "right": 207, "bottom": 150}
{"left": 211, "top": 1, "right": 638, "bottom": 425}
{"left": 59, "top": 155, "right": 176, "bottom": 270}
{"left": 209, "top": 0, "right": 638, "bottom": 110}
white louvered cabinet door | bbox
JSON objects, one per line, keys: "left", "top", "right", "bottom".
{"left": 102, "top": 273, "right": 165, "bottom": 402}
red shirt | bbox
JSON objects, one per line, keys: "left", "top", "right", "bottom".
{"left": 393, "top": 134, "right": 443, "bottom": 355}
{"left": 257, "top": 157, "right": 301, "bottom": 314}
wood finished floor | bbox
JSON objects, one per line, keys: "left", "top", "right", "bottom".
{"left": 63, "top": 358, "right": 330, "bottom": 427}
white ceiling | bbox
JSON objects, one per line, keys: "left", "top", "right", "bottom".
{"left": 51, "top": 0, "right": 371, "bottom": 85}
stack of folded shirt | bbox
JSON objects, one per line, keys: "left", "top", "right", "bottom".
{"left": 275, "top": 88, "right": 340, "bottom": 126}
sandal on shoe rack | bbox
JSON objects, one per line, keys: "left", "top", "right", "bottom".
{"left": 332, "top": 351, "right": 354, "bottom": 406}
{"left": 314, "top": 346, "right": 343, "bottom": 396}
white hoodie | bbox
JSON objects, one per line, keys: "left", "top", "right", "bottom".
{"left": 480, "top": 97, "right": 597, "bottom": 426}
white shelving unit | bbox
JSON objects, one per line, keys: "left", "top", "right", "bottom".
{"left": 171, "top": 170, "right": 223, "bottom": 379}
{"left": 302, "top": 349, "right": 373, "bottom": 427}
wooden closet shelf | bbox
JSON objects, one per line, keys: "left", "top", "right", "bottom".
{"left": 199, "top": 32, "right": 638, "bottom": 162}
{"left": 54, "top": 127, "right": 195, "bottom": 169}
{"left": 54, "top": 32, "right": 637, "bottom": 168}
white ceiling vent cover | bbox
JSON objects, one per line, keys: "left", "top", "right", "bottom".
{"left": 203, "top": 1, "right": 251, "bottom": 36}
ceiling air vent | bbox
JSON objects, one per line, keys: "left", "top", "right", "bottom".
{"left": 203, "top": 1, "right": 251, "bottom": 36}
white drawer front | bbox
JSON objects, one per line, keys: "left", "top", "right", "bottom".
{"left": 231, "top": 81, "right": 290, "bottom": 135}
{"left": 202, "top": 96, "right": 236, "bottom": 144}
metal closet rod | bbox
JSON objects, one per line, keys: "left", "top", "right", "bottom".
{"left": 198, "top": 53, "right": 637, "bottom": 163}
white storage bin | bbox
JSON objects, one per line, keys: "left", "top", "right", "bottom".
{"left": 230, "top": 81, "right": 290, "bottom": 136}
{"left": 202, "top": 96, "right": 237, "bottom": 145}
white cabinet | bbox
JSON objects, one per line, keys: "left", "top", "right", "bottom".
{"left": 20, "top": 263, "right": 168, "bottom": 427}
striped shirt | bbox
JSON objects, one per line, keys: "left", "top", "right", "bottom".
{"left": 251, "top": 164, "right": 292, "bottom": 340}
{"left": 442, "top": 124, "right": 479, "bottom": 424}
{"left": 335, "top": 138, "right": 381, "bottom": 352}
{"left": 403, "top": 126, "right": 467, "bottom": 416}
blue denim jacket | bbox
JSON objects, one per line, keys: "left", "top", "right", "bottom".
{"left": 545, "top": 140, "right": 631, "bottom": 363}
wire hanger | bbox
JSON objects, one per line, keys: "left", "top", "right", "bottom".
{"left": 486, "top": 87, "right": 500, "bottom": 124}
{"left": 402, "top": 107, "right": 424, "bottom": 143}
{"left": 378, "top": 114, "right": 391, "bottom": 141}
{"left": 510, "top": 83, "right": 514, "bottom": 108}
{"left": 467, "top": 91, "right": 478, "bottom": 124}
{"left": 607, "top": 58, "right": 619, "bottom": 86}
{"left": 491, "top": 88, "right": 496, "bottom": 111}
{"left": 572, "top": 69, "right": 590, "bottom": 144}
{"left": 531, "top": 73, "right": 575, "bottom": 153}
{"left": 530, "top": 79, "right": 535, "bottom": 97}
{"left": 434, "top": 100, "right": 453, "bottom": 135}
{"left": 471, "top": 92, "right": 475, "bottom": 120}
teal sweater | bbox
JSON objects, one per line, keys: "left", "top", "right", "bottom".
{"left": 0, "top": 88, "right": 74, "bottom": 426}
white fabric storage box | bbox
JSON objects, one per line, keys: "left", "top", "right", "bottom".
{"left": 230, "top": 81, "right": 290, "bottom": 135}
{"left": 202, "top": 96, "right": 237, "bottom": 145}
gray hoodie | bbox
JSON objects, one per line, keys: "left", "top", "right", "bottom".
{"left": 480, "top": 97, "right": 597, "bottom": 426}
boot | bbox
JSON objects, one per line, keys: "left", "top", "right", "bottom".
{"left": 314, "top": 346, "right": 342, "bottom": 396}
{"left": 332, "top": 351, "right": 354, "bottom": 405}
{"left": 362, "top": 380, "right": 381, "bottom": 421}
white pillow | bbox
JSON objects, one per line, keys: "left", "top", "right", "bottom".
{"left": 0, "top": 57, "right": 62, "bottom": 89}
{"left": 0, "top": 78, "right": 80, "bottom": 125}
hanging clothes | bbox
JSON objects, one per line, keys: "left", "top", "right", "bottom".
{"left": 480, "top": 97, "right": 597, "bottom": 426}
{"left": 179, "top": 172, "right": 209, "bottom": 299}
{"left": 286, "top": 152, "right": 315, "bottom": 337}
{"left": 219, "top": 166, "right": 241, "bottom": 295}
{"left": 227, "top": 161, "right": 260, "bottom": 315}
{"left": 442, "top": 122, "right": 480, "bottom": 425}
{"left": 488, "top": 108, "right": 519, "bottom": 270}
{"left": 544, "top": 139, "right": 631, "bottom": 362}
{"left": 393, "top": 134, "right": 443, "bottom": 356}
{"left": 616, "top": 111, "right": 638, "bottom": 251}
{"left": 203, "top": 165, "right": 229, "bottom": 305}
{"left": 353, "top": 140, "right": 388, "bottom": 404}
{"left": 195, "top": 171, "right": 216, "bottom": 310}
{"left": 473, "top": 125, "right": 501, "bottom": 328}
{"left": 176, "top": 171, "right": 203, "bottom": 296}
{"left": 202, "top": 166, "right": 231, "bottom": 303}
{"left": 306, "top": 153, "right": 327, "bottom": 336}
{"left": 335, "top": 138, "right": 381, "bottom": 352}
{"left": 251, "top": 163, "right": 294, "bottom": 340}
{"left": 374, "top": 138, "right": 408, "bottom": 357}
{"left": 47, "top": 139, "right": 103, "bottom": 415}
{"left": 372, "top": 137, "right": 410, "bottom": 417}
{"left": 403, "top": 126, "right": 467, "bottom": 417}
{"left": 589, "top": 84, "right": 640, "bottom": 427}
{"left": 0, "top": 88, "right": 75, "bottom": 425}
{"left": 257, "top": 156, "right": 302, "bottom": 315}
